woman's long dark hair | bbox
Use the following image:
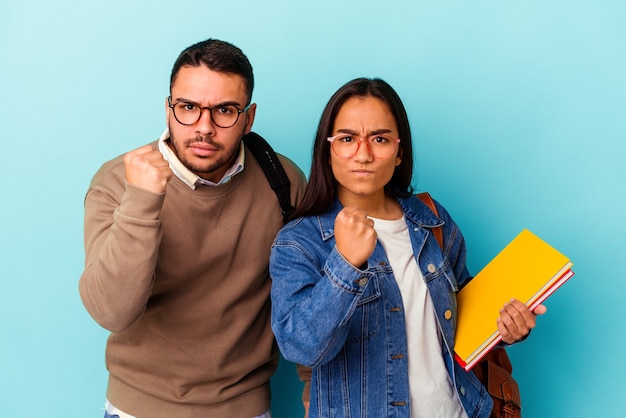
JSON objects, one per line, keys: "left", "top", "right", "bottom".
{"left": 291, "top": 77, "right": 414, "bottom": 219}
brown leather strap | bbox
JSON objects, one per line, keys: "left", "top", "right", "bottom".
{"left": 416, "top": 192, "right": 444, "bottom": 250}
{"left": 502, "top": 381, "right": 517, "bottom": 418}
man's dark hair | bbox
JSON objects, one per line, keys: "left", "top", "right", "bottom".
{"left": 292, "top": 77, "right": 414, "bottom": 219}
{"left": 170, "top": 39, "right": 254, "bottom": 103}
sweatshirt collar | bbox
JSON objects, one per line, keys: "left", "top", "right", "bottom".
{"left": 157, "top": 128, "right": 245, "bottom": 190}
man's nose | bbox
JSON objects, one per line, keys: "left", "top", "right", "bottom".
{"left": 195, "top": 108, "right": 216, "bottom": 134}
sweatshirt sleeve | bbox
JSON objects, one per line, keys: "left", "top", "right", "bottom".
{"left": 79, "top": 178, "right": 165, "bottom": 333}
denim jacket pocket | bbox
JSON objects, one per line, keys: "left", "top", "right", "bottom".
{"left": 346, "top": 277, "right": 381, "bottom": 343}
{"left": 424, "top": 258, "right": 459, "bottom": 292}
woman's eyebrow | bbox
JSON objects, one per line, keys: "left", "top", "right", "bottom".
{"left": 335, "top": 128, "right": 393, "bottom": 135}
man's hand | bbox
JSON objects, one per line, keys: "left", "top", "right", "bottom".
{"left": 123, "top": 145, "right": 173, "bottom": 194}
{"left": 497, "top": 299, "right": 547, "bottom": 344}
{"left": 334, "top": 207, "right": 377, "bottom": 268}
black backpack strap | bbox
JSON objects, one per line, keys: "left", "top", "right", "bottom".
{"left": 243, "top": 131, "right": 295, "bottom": 222}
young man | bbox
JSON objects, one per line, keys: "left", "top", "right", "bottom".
{"left": 79, "top": 39, "right": 306, "bottom": 418}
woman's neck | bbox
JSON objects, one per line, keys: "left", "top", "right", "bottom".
{"left": 338, "top": 190, "right": 402, "bottom": 220}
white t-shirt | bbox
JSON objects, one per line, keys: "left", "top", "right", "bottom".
{"left": 372, "top": 216, "right": 467, "bottom": 418}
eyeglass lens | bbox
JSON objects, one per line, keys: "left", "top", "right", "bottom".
{"left": 331, "top": 135, "right": 399, "bottom": 158}
{"left": 171, "top": 101, "right": 243, "bottom": 128}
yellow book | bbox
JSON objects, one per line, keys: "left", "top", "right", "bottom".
{"left": 454, "top": 229, "right": 573, "bottom": 371}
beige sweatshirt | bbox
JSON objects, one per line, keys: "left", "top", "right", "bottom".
{"left": 79, "top": 141, "right": 306, "bottom": 417}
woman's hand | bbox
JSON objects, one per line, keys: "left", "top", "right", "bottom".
{"left": 497, "top": 299, "right": 547, "bottom": 344}
{"left": 334, "top": 207, "right": 377, "bottom": 268}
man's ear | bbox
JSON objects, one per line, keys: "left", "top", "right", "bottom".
{"left": 164, "top": 97, "right": 170, "bottom": 129}
{"left": 243, "top": 103, "right": 257, "bottom": 135}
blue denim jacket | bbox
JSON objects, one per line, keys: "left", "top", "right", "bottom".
{"left": 270, "top": 195, "right": 493, "bottom": 417}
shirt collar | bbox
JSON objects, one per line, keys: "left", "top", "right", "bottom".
{"left": 157, "top": 128, "right": 245, "bottom": 189}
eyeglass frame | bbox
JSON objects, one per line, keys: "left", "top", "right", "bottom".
{"left": 167, "top": 96, "right": 252, "bottom": 128}
{"left": 327, "top": 133, "right": 401, "bottom": 159}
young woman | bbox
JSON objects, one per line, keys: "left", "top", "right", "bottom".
{"left": 269, "top": 78, "right": 543, "bottom": 417}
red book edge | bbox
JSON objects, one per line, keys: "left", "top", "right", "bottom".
{"left": 455, "top": 268, "right": 575, "bottom": 372}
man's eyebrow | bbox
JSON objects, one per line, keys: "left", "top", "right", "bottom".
{"left": 172, "top": 97, "right": 199, "bottom": 105}
{"left": 172, "top": 97, "right": 243, "bottom": 108}
{"left": 211, "top": 100, "right": 244, "bottom": 108}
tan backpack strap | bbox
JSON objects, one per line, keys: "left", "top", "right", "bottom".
{"left": 416, "top": 192, "right": 444, "bottom": 250}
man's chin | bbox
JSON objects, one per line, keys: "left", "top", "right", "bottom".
{"left": 189, "top": 164, "right": 220, "bottom": 176}
{"left": 179, "top": 156, "right": 214, "bottom": 172}
{"left": 180, "top": 146, "right": 238, "bottom": 182}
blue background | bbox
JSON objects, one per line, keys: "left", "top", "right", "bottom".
{"left": 1, "top": 1, "right": 624, "bottom": 416}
